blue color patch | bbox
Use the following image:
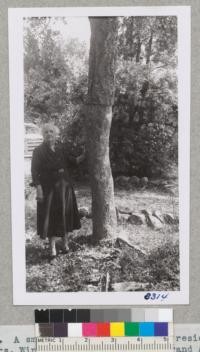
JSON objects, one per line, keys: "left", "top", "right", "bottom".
{"left": 154, "top": 322, "right": 168, "bottom": 336}
{"left": 139, "top": 322, "right": 154, "bottom": 336}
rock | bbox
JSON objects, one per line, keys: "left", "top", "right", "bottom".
{"left": 117, "top": 206, "right": 132, "bottom": 215}
{"left": 79, "top": 206, "right": 90, "bottom": 218}
{"left": 141, "top": 210, "right": 163, "bottom": 229}
{"left": 150, "top": 179, "right": 161, "bottom": 186}
{"left": 112, "top": 281, "right": 149, "bottom": 292}
{"left": 115, "top": 176, "right": 130, "bottom": 187}
{"left": 117, "top": 213, "right": 130, "bottom": 223}
{"left": 174, "top": 215, "right": 179, "bottom": 224}
{"left": 152, "top": 210, "right": 164, "bottom": 224}
{"left": 163, "top": 213, "right": 178, "bottom": 225}
{"left": 115, "top": 236, "right": 147, "bottom": 257}
{"left": 130, "top": 176, "right": 140, "bottom": 186}
{"left": 128, "top": 213, "right": 146, "bottom": 225}
{"left": 152, "top": 211, "right": 179, "bottom": 226}
{"left": 148, "top": 215, "right": 163, "bottom": 229}
{"left": 85, "top": 273, "right": 101, "bottom": 285}
{"left": 141, "top": 209, "right": 151, "bottom": 217}
{"left": 85, "top": 285, "right": 99, "bottom": 292}
{"left": 140, "top": 177, "right": 149, "bottom": 187}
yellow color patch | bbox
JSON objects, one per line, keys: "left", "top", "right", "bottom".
{"left": 110, "top": 322, "right": 125, "bottom": 337}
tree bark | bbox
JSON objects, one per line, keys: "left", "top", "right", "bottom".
{"left": 85, "top": 17, "right": 118, "bottom": 241}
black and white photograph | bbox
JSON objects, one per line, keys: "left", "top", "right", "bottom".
{"left": 9, "top": 7, "right": 190, "bottom": 305}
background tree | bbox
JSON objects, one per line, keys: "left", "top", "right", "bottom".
{"left": 111, "top": 16, "right": 177, "bottom": 178}
{"left": 85, "top": 17, "right": 119, "bottom": 241}
{"left": 24, "top": 17, "right": 88, "bottom": 132}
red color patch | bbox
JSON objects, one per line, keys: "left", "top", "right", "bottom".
{"left": 97, "top": 323, "right": 110, "bottom": 337}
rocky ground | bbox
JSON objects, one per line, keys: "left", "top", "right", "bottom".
{"left": 25, "top": 182, "right": 180, "bottom": 293}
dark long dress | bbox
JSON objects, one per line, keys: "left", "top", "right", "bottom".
{"left": 31, "top": 142, "right": 81, "bottom": 239}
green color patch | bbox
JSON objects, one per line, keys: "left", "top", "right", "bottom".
{"left": 125, "top": 323, "right": 139, "bottom": 336}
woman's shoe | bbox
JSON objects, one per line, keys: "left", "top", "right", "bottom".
{"left": 49, "top": 237, "right": 57, "bottom": 259}
{"left": 61, "top": 244, "right": 69, "bottom": 254}
{"left": 50, "top": 245, "right": 57, "bottom": 259}
{"left": 62, "top": 235, "right": 69, "bottom": 253}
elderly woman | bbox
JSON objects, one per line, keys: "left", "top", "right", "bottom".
{"left": 31, "top": 123, "right": 81, "bottom": 258}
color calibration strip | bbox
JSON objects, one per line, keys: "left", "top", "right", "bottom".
{"left": 35, "top": 308, "right": 173, "bottom": 323}
{"left": 35, "top": 321, "right": 172, "bottom": 337}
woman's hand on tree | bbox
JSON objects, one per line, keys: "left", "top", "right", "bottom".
{"left": 77, "top": 153, "right": 86, "bottom": 164}
{"left": 36, "top": 185, "right": 44, "bottom": 202}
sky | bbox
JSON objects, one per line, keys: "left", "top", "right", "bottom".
{"left": 53, "top": 17, "right": 91, "bottom": 46}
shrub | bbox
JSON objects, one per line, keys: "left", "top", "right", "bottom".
{"left": 146, "top": 240, "right": 179, "bottom": 288}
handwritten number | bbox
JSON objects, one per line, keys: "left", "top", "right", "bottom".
{"left": 144, "top": 293, "right": 151, "bottom": 300}
{"left": 144, "top": 292, "right": 169, "bottom": 301}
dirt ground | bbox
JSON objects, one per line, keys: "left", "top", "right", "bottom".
{"left": 26, "top": 185, "right": 179, "bottom": 292}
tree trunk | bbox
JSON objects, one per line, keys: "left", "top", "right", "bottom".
{"left": 136, "top": 36, "right": 141, "bottom": 63}
{"left": 85, "top": 17, "right": 118, "bottom": 241}
{"left": 146, "top": 30, "right": 153, "bottom": 64}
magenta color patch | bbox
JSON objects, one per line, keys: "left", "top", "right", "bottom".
{"left": 82, "top": 323, "right": 97, "bottom": 337}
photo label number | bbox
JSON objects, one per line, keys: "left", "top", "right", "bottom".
{"left": 144, "top": 292, "right": 169, "bottom": 301}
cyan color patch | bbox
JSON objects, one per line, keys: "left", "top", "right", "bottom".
{"left": 139, "top": 322, "right": 154, "bottom": 336}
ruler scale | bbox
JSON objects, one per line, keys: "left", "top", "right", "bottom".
{"left": 36, "top": 337, "right": 173, "bottom": 352}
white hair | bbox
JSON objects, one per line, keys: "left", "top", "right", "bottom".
{"left": 41, "top": 123, "right": 60, "bottom": 137}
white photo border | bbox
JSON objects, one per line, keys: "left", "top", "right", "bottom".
{"left": 8, "top": 6, "right": 190, "bottom": 305}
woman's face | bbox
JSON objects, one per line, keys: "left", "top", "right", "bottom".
{"left": 43, "top": 126, "right": 56, "bottom": 144}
